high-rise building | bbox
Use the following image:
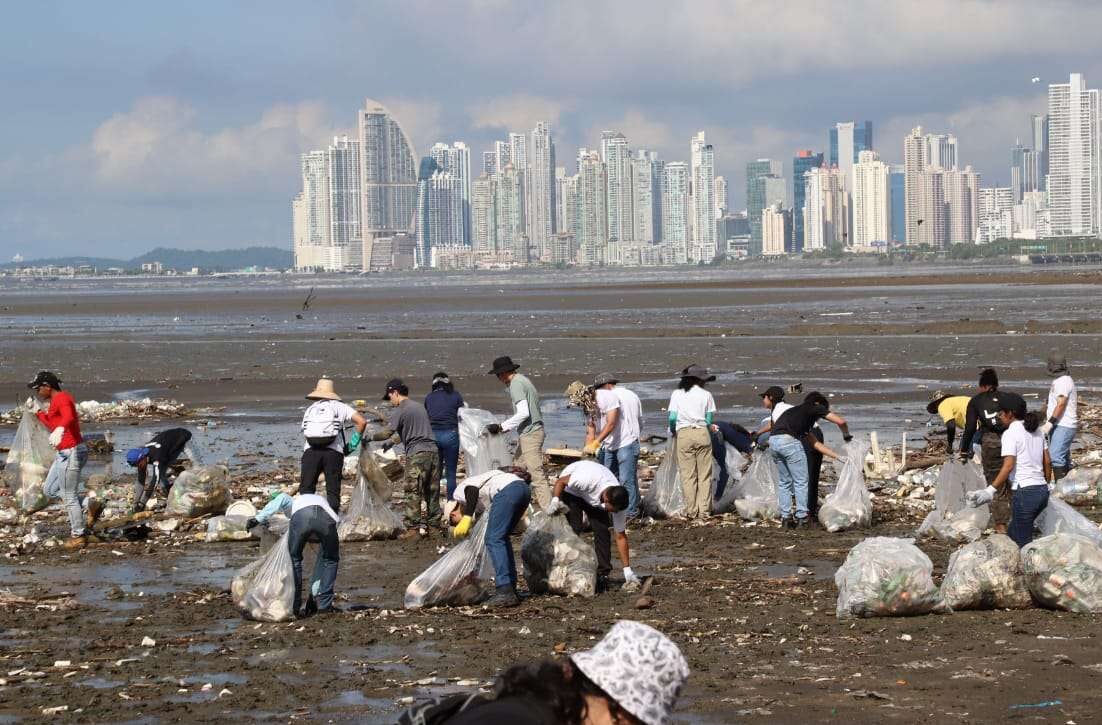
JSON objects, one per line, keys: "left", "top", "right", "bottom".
{"left": 889, "top": 165, "right": 905, "bottom": 243}
{"left": 852, "top": 150, "right": 891, "bottom": 249}
{"left": 792, "top": 150, "right": 824, "bottom": 252}
{"left": 483, "top": 151, "right": 498, "bottom": 176}
{"left": 604, "top": 132, "right": 634, "bottom": 242}
{"left": 761, "top": 203, "right": 791, "bottom": 256}
{"left": 977, "top": 187, "right": 1014, "bottom": 243}
{"left": 299, "top": 150, "right": 331, "bottom": 265}
{"left": 508, "top": 132, "right": 529, "bottom": 245}
{"left": 746, "top": 159, "right": 784, "bottom": 255}
{"left": 690, "top": 132, "right": 716, "bottom": 261}
{"left": 358, "top": 98, "right": 418, "bottom": 269}
{"left": 903, "top": 127, "right": 957, "bottom": 246}
{"left": 804, "top": 166, "right": 848, "bottom": 250}
{"left": 1031, "top": 113, "right": 1049, "bottom": 183}
{"left": 1046, "top": 72, "right": 1101, "bottom": 236}
{"left": 944, "top": 166, "right": 980, "bottom": 245}
{"left": 662, "top": 162, "right": 690, "bottom": 253}
{"left": 327, "top": 135, "right": 361, "bottom": 270}
{"left": 919, "top": 169, "right": 948, "bottom": 248}
{"left": 471, "top": 173, "right": 497, "bottom": 253}
{"left": 494, "top": 163, "right": 523, "bottom": 257}
{"left": 429, "top": 142, "right": 472, "bottom": 245}
{"left": 829, "top": 121, "right": 873, "bottom": 177}
{"left": 493, "top": 141, "right": 512, "bottom": 173}
{"left": 926, "top": 134, "right": 958, "bottom": 170}
{"left": 632, "top": 150, "right": 660, "bottom": 243}
{"left": 903, "top": 127, "right": 927, "bottom": 245}
{"left": 576, "top": 151, "right": 608, "bottom": 265}
{"left": 713, "top": 175, "right": 728, "bottom": 218}
{"left": 415, "top": 157, "right": 465, "bottom": 266}
{"left": 528, "top": 122, "right": 556, "bottom": 258}
{"left": 556, "top": 168, "right": 578, "bottom": 243}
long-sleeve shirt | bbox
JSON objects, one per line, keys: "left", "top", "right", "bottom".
{"left": 36, "top": 391, "right": 82, "bottom": 450}
{"left": 961, "top": 390, "right": 1008, "bottom": 452}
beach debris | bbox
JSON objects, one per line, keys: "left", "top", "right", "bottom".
{"left": 6, "top": 411, "right": 53, "bottom": 513}
{"left": 940, "top": 534, "right": 1032, "bottom": 610}
{"left": 835, "top": 537, "right": 947, "bottom": 619}
{"left": 1036, "top": 498, "right": 1102, "bottom": 547}
{"left": 205, "top": 515, "right": 259, "bottom": 542}
{"left": 864, "top": 431, "right": 907, "bottom": 479}
{"left": 733, "top": 455, "right": 779, "bottom": 521}
{"left": 1021, "top": 533, "right": 1102, "bottom": 613}
{"left": 1053, "top": 467, "right": 1101, "bottom": 506}
{"left": 521, "top": 511, "right": 597, "bottom": 597}
{"left": 818, "top": 442, "right": 872, "bottom": 532}
{"left": 338, "top": 453, "right": 404, "bottom": 541}
{"left": 405, "top": 513, "right": 494, "bottom": 609}
{"left": 916, "top": 461, "right": 989, "bottom": 543}
{"left": 165, "top": 465, "right": 232, "bottom": 518}
{"left": 231, "top": 532, "right": 295, "bottom": 622}
{"left": 140, "top": 636, "right": 156, "bottom": 647}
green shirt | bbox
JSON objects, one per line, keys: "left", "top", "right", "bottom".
{"left": 509, "top": 373, "right": 543, "bottom": 434}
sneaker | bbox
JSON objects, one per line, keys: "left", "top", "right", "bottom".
{"left": 596, "top": 576, "right": 612, "bottom": 594}
{"left": 483, "top": 589, "right": 520, "bottom": 608}
{"left": 63, "top": 535, "right": 87, "bottom": 551}
{"left": 303, "top": 597, "right": 318, "bottom": 617}
{"left": 85, "top": 499, "right": 105, "bottom": 529}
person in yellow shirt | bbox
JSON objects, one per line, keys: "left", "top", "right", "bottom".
{"left": 927, "top": 390, "right": 970, "bottom": 454}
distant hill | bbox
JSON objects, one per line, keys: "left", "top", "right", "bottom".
{"left": 3, "top": 246, "right": 292, "bottom": 272}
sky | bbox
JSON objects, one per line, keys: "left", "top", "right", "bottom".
{"left": 2, "top": 0, "right": 1101, "bottom": 259}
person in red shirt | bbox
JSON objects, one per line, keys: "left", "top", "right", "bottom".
{"left": 28, "top": 371, "right": 102, "bottom": 549}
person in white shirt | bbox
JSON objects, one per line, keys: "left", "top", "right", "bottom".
{"left": 300, "top": 378, "right": 367, "bottom": 513}
{"left": 445, "top": 467, "right": 532, "bottom": 608}
{"left": 586, "top": 373, "right": 644, "bottom": 519}
{"left": 1043, "top": 354, "right": 1078, "bottom": 480}
{"left": 967, "top": 393, "right": 1052, "bottom": 548}
{"left": 752, "top": 385, "right": 791, "bottom": 447}
{"left": 546, "top": 460, "right": 636, "bottom": 592}
{"left": 250, "top": 491, "right": 341, "bottom": 617}
{"left": 666, "top": 365, "right": 718, "bottom": 519}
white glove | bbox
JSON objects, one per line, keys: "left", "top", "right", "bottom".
{"left": 1041, "top": 421, "right": 1054, "bottom": 436}
{"left": 49, "top": 427, "right": 65, "bottom": 447}
{"left": 966, "top": 486, "right": 996, "bottom": 507}
{"left": 23, "top": 396, "right": 44, "bottom": 412}
{"left": 545, "top": 497, "right": 565, "bottom": 515}
{"left": 623, "top": 566, "right": 641, "bottom": 585}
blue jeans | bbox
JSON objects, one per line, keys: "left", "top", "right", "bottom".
{"left": 1009, "top": 485, "right": 1049, "bottom": 548}
{"left": 288, "top": 505, "right": 340, "bottom": 613}
{"left": 770, "top": 434, "right": 809, "bottom": 520}
{"left": 433, "top": 428, "right": 461, "bottom": 499}
{"left": 710, "top": 432, "right": 729, "bottom": 500}
{"left": 485, "top": 481, "right": 531, "bottom": 588}
{"left": 44, "top": 444, "right": 89, "bottom": 536}
{"left": 1049, "top": 425, "right": 1076, "bottom": 469}
{"left": 600, "top": 441, "right": 640, "bottom": 517}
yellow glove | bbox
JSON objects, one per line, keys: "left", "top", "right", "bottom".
{"left": 583, "top": 439, "right": 601, "bottom": 456}
{"left": 452, "top": 515, "right": 474, "bottom": 538}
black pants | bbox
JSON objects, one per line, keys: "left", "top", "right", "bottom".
{"left": 562, "top": 491, "right": 612, "bottom": 578}
{"left": 803, "top": 428, "right": 824, "bottom": 517}
{"left": 300, "top": 448, "right": 344, "bottom": 513}
{"left": 287, "top": 506, "right": 340, "bottom": 614}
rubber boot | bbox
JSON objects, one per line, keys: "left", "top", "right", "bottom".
{"left": 484, "top": 584, "right": 520, "bottom": 608}
{"left": 1053, "top": 465, "right": 1069, "bottom": 481}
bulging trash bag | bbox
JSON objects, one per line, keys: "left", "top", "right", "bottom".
{"left": 232, "top": 533, "right": 295, "bottom": 621}
{"left": 1021, "top": 533, "right": 1102, "bottom": 613}
{"left": 940, "top": 534, "right": 1032, "bottom": 610}
{"left": 521, "top": 511, "right": 597, "bottom": 597}
{"left": 1055, "top": 468, "right": 1101, "bottom": 506}
{"left": 818, "top": 442, "right": 872, "bottom": 532}
{"left": 835, "top": 537, "right": 947, "bottom": 619}
{"left": 458, "top": 408, "right": 512, "bottom": 477}
{"left": 917, "top": 461, "right": 989, "bottom": 543}
{"left": 733, "top": 454, "right": 779, "bottom": 521}
{"left": 205, "top": 515, "right": 259, "bottom": 542}
{"left": 338, "top": 453, "right": 404, "bottom": 541}
{"left": 712, "top": 446, "right": 747, "bottom": 515}
{"left": 1036, "top": 497, "right": 1102, "bottom": 547}
{"left": 164, "top": 465, "right": 232, "bottom": 517}
{"left": 641, "top": 453, "right": 718, "bottom": 519}
{"left": 7, "top": 411, "right": 53, "bottom": 513}
{"left": 404, "top": 513, "right": 495, "bottom": 609}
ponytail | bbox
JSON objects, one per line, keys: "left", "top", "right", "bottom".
{"left": 1023, "top": 411, "right": 1041, "bottom": 433}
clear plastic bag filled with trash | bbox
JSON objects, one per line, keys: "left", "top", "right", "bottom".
{"left": 732, "top": 454, "right": 779, "bottom": 521}
{"left": 164, "top": 464, "right": 232, "bottom": 517}
{"left": 940, "top": 534, "right": 1032, "bottom": 610}
{"left": 916, "top": 461, "right": 989, "bottom": 543}
{"left": 1036, "top": 497, "right": 1102, "bottom": 547}
{"left": 835, "top": 536, "right": 947, "bottom": 619}
{"left": 404, "top": 512, "right": 495, "bottom": 609}
{"left": 521, "top": 511, "right": 597, "bottom": 597}
{"left": 458, "top": 408, "right": 512, "bottom": 477}
{"left": 818, "top": 442, "right": 872, "bottom": 532}
{"left": 1021, "top": 533, "right": 1102, "bottom": 613}
{"left": 712, "top": 446, "right": 748, "bottom": 515}
{"left": 205, "top": 515, "right": 259, "bottom": 542}
{"left": 338, "top": 453, "right": 404, "bottom": 541}
{"left": 1054, "top": 468, "right": 1101, "bottom": 506}
{"left": 7, "top": 411, "right": 53, "bottom": 513}
{"left": 231, "top": 532, "right": 295, "bottom": 622}
{"left": 641, "top": 453, "right": 717, "bottom": 519}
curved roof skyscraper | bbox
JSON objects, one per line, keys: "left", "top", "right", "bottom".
{"left": 358, "top": 98, "right": 418, "bottom": 235}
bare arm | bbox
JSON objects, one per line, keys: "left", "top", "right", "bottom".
{"left": 1050, "top": 396, "right": 1068, "bottom": 422}
{"left": 1043, "top": 449, "right": 1053, "bottom": 482}
{"left": 814, "top": 440, "right": 843, "bottom": 461}
{"left": 552, "top": 475, "right": 570, "bottom": 499}
{"left": 825, "top": 412, "right": 850, "bottom": 438}
{"left": 351, "top": 412, "right": 368, "bottom": 434}
{"left": 615, "top": 531, "right": 630, "bottom": 568}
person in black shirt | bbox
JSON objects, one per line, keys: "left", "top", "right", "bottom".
{"left": 770, "top": 392, "right": 851, "bottom": 527}
{"left": 710, "top": 421, "right": 753, "bottom": 500}
{"left": 125, "top": 427, "right": 193, "bottom": 512}
{"left": 959, "top": 368, "right": 1014, "bottom": 533}
{"left": 424, "top": 371, "right": 465, "bottom": 500}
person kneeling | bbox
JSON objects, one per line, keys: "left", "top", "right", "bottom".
{"left": 446, "top": 467, "right": 532, "bottom": 608}
{"left": 547, "top": 460, "right": 638, "bottom": 593}
{"left": 250, "top": 491, "right": 340, "bottom": 617}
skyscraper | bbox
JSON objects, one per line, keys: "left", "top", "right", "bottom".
{"left": 509, "top": 132, "right": 529, "bottom": 245}
{"left": 690, "top": 132, "right": 716, "bottom": 261}
{"left": 299, "top": 150, "right": 331, "bottom": 265}
{"left": 662, "top": 162, "right": 690, "bottom": 253}
{"left": 471, "top": 173, "right": 497, "bottom": 253}
{"left": 977, "top": 187, "right": 1014, "bottom": 243}
{"left": 603, "top": 132, "right": 633, "bottom": 242}
{"left": 528, "top": 122, "right": 556, "bottom": 258}
{"left": 483, "top": 150, "right": 498, "bottom": 176}
{"left": 576, "top": 151, "right": 608, "bottom": 265}
{"left": 944, "top": 166, "right": 981, "bottom": 245}
{"left": 494, "top": 164, "right": 523, "bottom": 258}
{"left": 792, "top": 150, "right": 824, "bottom": 252}
{"left": 1046, "top": 72, "right": 1101, "bottom": 236}
{"left": 713, "top": 175, "right": 728, "bottom": 219}
{"left": 429, "top": 142, "right": 472, "bottom": 245}
{"left": 358, "top": 98, "right": 418, "bottom": 269}
{"left": 761, "top": 203, "right": 791, "bottom": 256}
{"left": 632, "top": 150, "right": 660, "bottom": 243}
{"left": 327, "top": 135, "right": 361, "bottom": 269}
{"left": 1031, "top": 113, "right": 1049, "bottom": 183}
{"left": 555, "top": 168, "right": 578, "bottom": 243}
{"left": 804, "top": 166, "right": 848, "bottom": 250}
{"left": 889, "top": 164, "right": 905, "bottom": 243}
{"left": 415, "top": 157, "right": 465, "bottom": 266}
{"left": 852, "top": 150, "right": 890, "bottom": 249}
{"left": 829, "top": 121, "right": 873, "bottom": 177}
{"left": 903, "top": 127, "right": 958, "bottom": 246}
{"left": 746, "top": 159, "right": 784, "bottom": 256}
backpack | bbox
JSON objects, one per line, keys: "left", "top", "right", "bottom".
{"left": 302, "top": 402, "right": 350, "bottom": 453}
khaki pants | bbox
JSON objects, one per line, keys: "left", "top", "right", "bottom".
{"left": 675, "top": 427, "right": 713, "bottom": 518}
{"left": 517, "top": 427, "right": 549, "bottom": 509}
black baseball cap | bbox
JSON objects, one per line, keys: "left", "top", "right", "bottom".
{"left": 382, "top": 378, "right": 407, "bottom": 400}
{"left": 760, "top": 386, "right": 785, "bottom": 402}
{"left": 28, "top": 371, "right": 62, "bottom": 390}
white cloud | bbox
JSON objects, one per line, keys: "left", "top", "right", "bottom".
{"left": 379, "top": 97, "right": 445, "bottom": 156}
{"left": 468, "top": 94, "right": 569, "bottom": 132}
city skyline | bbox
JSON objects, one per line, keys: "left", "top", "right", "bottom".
{"left": 4, "top": 2, "right": 1102, "bottom": 258}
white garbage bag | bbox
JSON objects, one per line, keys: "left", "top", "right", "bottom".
{"left": 7, "top": 411, "right": 53, "bottom": 513}
{"left": 642, "top": 452, "right": 718, "bottom": 519}
{"left": 458, "top": 408, "right": 512, "bottom": 477}
{"left": 1021, "top": 533, "right": 1102, "bottom": 613}
{"left": 712, "top": 446, "right": 747, "bottom": 515}
{"left": 404, "top": 513, "right": 495, "bottom": 609}
{"left": 231, "top": 533, "right": 295, "bottom": 621}
{"left": 1036, "top": 497, "right": 1102, "bottom": 547}
{"left": 521, "top": 511, "right": 597, "bottom": 597}
{"left": 205, "top": 515, "right": 259, "bottom": 542}
{"left": 818, "top": 442, "right": 872, "bottom": 532}
{"left": 733, "top": 454, "right": 779, "bottom": 521}
{"left": 916, "top": 460, "right": 989, "bottom": 543}
{"left": 940, "top": 534, "right": 1032, "bottom": 610}
{"left": 338, "top": 453, "right": 404, "bottom": 541}
{"left": 835, "top": 537, "right": 947, "bottom": 619}
{"left": 1054, "top": 468, "right": 1101, "bottom": 506}
{"left": 164, "top": 465, "right": 232, "bottom": 517}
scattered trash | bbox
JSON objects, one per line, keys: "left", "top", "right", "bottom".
{"left": 1008, "top": 700, "right": 1063, "bottom": 710}
{"left": 940, "top": 534, "right": 1032, "bottom": 610}
{"left": 140, "top": 636, "right": 156, "bottom": 647}
{"left": 835, "top": 537, "right": 947, "bottom": 619}
{"left": 521, "top": 511, "right": 597, "bottom": 597}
